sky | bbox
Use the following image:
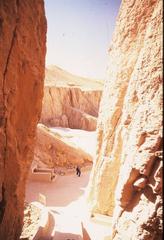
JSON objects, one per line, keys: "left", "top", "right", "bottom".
{"left": 44, "top": 0, "right": 121, "bottom": 80}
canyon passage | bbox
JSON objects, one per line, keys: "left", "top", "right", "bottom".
{"left": 0, "top": 0, "right": 163, "bottom": 240}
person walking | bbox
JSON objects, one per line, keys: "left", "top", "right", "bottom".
{"left": 76, "top": 165, "right": 81, "bottom": 177}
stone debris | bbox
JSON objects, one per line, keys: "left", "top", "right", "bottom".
{"left": 20, "top": 203, "right": 41, "bottom": 240}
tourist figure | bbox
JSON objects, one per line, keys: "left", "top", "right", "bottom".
{"left": 76, "top": 165, "right": 81, "bottom": 177}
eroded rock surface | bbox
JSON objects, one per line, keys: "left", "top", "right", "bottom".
{"left": 87, "top": 0, "right": 163, "bottom": 239}
{"left": 0, "top": 1, "right": 46, "bottom": 239}
{"left": 34, "top": 124, "right": 92, "bottom": 168}
{"left": 40, "top": 66, "right": 103, "bottom": 131}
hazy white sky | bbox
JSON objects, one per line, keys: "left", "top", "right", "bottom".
{"left": 45, "top": 0, "right": 121, "bottom": 79}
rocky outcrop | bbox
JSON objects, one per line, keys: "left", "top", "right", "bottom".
{"left": 34, "top": 124, "right": 92, "bottom": 168}
{"left": 40, "top": 66, "right": 103, "bottom": 131}
{"left": 40, "top": 86, "right": 102, "bottom": 130}
{"left": 87, "top": 0, "right": 163, "bottom": 239}
{"left": 0, "top": 1, "right": 46, "bottom": 239}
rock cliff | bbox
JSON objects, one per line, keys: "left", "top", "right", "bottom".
{"left": 40, "top": 66, "right": 103, "bottom": 131}
{"left": 87, "top": 0, "right": 163, "bottom": 239}
{"left": 0, "top": 1, "right": 46, "bottom": 239}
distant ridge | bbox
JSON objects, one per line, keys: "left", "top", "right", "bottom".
{"left": 45, "top": 65, "right": 104, "bottom": 90}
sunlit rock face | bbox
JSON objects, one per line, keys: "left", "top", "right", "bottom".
{"left": 40, "top": 66, "right": 103, "bottom": 131}
{"left": 0, "top": 1, "right": 46, "bottom": 239}
{"left": 34, "top": 124, "right": 93, "bottom": 168}
{"left": 87, "top": 0, "right": 162, "bottom": 239}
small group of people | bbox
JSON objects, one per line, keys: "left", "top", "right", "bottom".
{"left": 76, "top": 165, "right": 81, "bottom": 177}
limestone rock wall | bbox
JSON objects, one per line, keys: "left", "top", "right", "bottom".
{"left": 0, "top": 1, "right": 46, "bottom": 239}
{"left": 87, "top": 0, "right": 163, "bottom": 239}
{"left": 40, "top": 86, "right": 102, "bottom": 130}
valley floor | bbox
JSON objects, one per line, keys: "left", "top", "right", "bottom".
{"left": 25, "top": 170, "right": 112, "bottom": 240}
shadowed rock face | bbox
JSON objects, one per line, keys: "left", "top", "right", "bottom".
{"left": 87, "top": 0, "right": 162, "bottom": 239}
{"left": 0, "top": 1, "right": 46, "bottom": 239}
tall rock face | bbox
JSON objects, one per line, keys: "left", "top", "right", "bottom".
{"left": 40, "top": 86, "right": 102, "bottom": 131}
{"left": 0, "top": 1, "right": 46, "bottom": 239}
{"left": 40, "top": 65, "right": 103, "bottom": 131}
{"left": 87, "top": 0, "right": 162, "bottom": 239}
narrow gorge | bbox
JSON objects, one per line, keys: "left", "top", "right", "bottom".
{"left": 0, "top": 0, "right": 162, "bottom": 240}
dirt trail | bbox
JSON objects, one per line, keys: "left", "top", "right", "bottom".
{"left": 25, "top": 170, "right": 112, "bottom": 240}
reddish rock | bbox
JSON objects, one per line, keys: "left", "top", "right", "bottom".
{"left": 133, "top": 176, "right": 148, "bottom": 191}
{"left": 0, "top": 1, "right": 46, "bottom": 239}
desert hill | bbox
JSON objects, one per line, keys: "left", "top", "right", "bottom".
{"left": 45, "top": 65, "right": 104, "bottom": 90}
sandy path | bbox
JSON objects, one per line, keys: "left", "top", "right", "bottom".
{"left": 26, "top": 171, "right": 90, "bottom": 239}
{"left": 25, "top": 171, "right": 111, "bottom": 240}
{"left": 26, "top": 170, "right": 90, "bottom": 207}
